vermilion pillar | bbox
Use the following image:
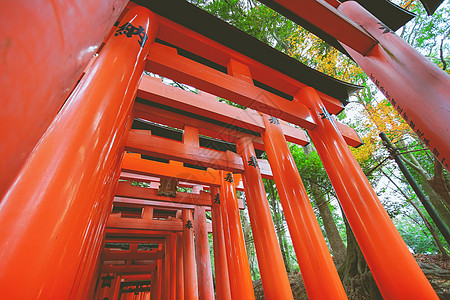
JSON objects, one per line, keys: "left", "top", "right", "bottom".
{"left": 297, "top": 87, "right": 438, "bottom": 299}
{"left": 261, "top": 113, "right": 347, "bottom": 299}
{"left": 182, "top": 209, "right": 199, "bottom": 300}
{"left": 210, "top": 187, "right": 232, "bottom": 300}
{"left": 113, "top": 275, "right": 122, "bottom": 300}
{"left": 155, "top": 244, "right": 164, "bottom": 300}
{"left": 194, "top": 206, "right": 214, "bottom": 300}
{"left": 95, "top": 273, "right": 121, "bottom": 300}
{"left": 176, "top": 231, "right": 185, "bottom": 300}
{"left": 338, "top": 1, "right": 450, "bottom": 171}
{"left": 170, "top": 233, "right": 177, "bottom": 300}
{"left": 235, "top": 138, "right": 294, "bottom": 300}
{"left": 219, "top": 171, "right": 254, "bottom": 300}
{"left": 162, "top": 240, "right": 169, "bottom": 300}
{"left": 0, "top": 6, "right": 158, "bottom": 299}
{"left": 150, "top": 269, "right": 157, "bottom": 300}
{"left": 151, "top": 260, "right": 162, "bottom": 300}
{"left": 0, "top": 0, "right": 128, "bottom": 198}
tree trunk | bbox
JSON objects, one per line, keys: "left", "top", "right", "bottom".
{"left": 304, "top": 144, "right": 347, "bottom": 266}
{"left": 409, "top": 200, "right": 449, "bottom": 258}
{"left": 399, "top": 144, "right": 450, "bottom": 227}
{"left": 266, "top": 179, "right": 291, "bottom": 272}
{"left": 381, "top": 168, "right": 449, "bottom": 257}
{"left": 240, "top": 209, "right": 257, "bottom": 278}
{"left": 428, "top": 158, "right": 450, "bottom": 207}
{"left": 338, "top": 217, "right": 382, "bottom": 300}
{"left": 310, "top": 183, "right": 347, "bottom": 266}
{"left": 419, "top": 177, "right": 450, "bottom": 228}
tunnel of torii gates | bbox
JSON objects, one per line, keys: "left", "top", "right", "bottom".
{"left": 1, "top": 0, "right": 449, "bottom": 299}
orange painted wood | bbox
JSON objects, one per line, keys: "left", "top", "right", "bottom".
{"left": 265, "top": 0, "right": 377, "bottom": 55}
{"left": 146, "top": 43, "right": 316, "bottom": 129}
{"left": 155, "top": 246, "right": 163, "bottom": 300}
{"left": 0, "top": 0, "right": 128, "bottom": 198}
{"left": 122, "top": 153, "right": 221, "bottom": 186}
{"left": 236, "top": 137, "right": 294, "bottom": 300}
{"left": 169, "top": 233, "right": 177, "bottom": 300}
{"left": 100, "top": 264, "right": 156, "bottom": 274}
{"left": 126, "top": 129, "right": 244, "bottom": 172}
{"left": 107, "top": 215, "right": 213, "bottom": 233}
{"left": 230, "top": 61, "right": 293, "bottom": 299}
{"left": 210, "top": 187, "right": 232, "bottom": 300}
{"left": 176, "top": 231, "right": 185, "bottom": 300}
{"left": 136, "top": 76, "right": 359, "bottom": 148}
{"left": 219, "top": 171, "right": 255, "bottom": 300}
{"left": 121, "top": 274, "right": 152, "bottom": 281}
{"left": 137, "top": 75, "right": 262, "bottom": 132}
{"left": 113, "top": 196, "right": 245, "bottom": 211}
{"left": 133, "top": 102, "right": 266, "bottom": 149}
{"left": 119, "top": 172, "right": 209, "bottom": 190}
{"left": 115, "top": 181, "right": 213, "bottom": 206}
{"left": 334, "top": 116, "right": 363, "bottom": 148}
{"left": 182, "top": 209, "right": 199, "bottom": 300}
{"left": 339, "top": 1, "right": 450, "bottom": 170}
{"left": 163, "top": 239, "right": 171, "bottom": 300}
{"left": 102, "top": 251, "right": 164, "bottom": 261}
{"left": 194, "top": 206, "right": 215, "bottom": 300}
{"left": 298, "top": 87, "right": 438, "bottom": 299}
{"left": 107, "top": 215, "right": 184, "bottom": 231}
{"left": 261, "top": 113, "right": 347, "bottom": 299}
{"left": 114, "top": 196, "right": 205, "bottom": 211}
{"left": 153, "top": 15, "right": 346, "bottom": 115}
{"left": 95, "top": 273, "right": 120, "bottom": 300}
{"left": 0, "top": 6, "right": 157, "bottom": 299}
{"left": 136, "top": 78, "right": 309, "bottom": 146}
{"left": 106, "top": 228, "right": 171, "bottom": 239}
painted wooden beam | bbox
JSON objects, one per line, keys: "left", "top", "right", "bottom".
{"left": 146, "top": 43, "right": 316, "bottom": 129}
{"left": 102, "top": 251, "right": 164, "bottom": 261}
{"left": 125, "top": 129, "right": 244, "bottom": 172}
{"left": 115, "top": 181, "right": 213, "bottom": 206}
{"left": 135, "top": 84, "right": 309, "bottom": 147}
{"left": 259, "top": 0, "right": 377, "bottom": 55}
{"left": 100, "top": 263, "right": 156, "bottom": 274}
{"left": 137, "top": 76, "right": 361, "bottom": 147}
{"left": 121, "top": 153, "right": 221, "bottom": 186}
{"left": 107, "top": 215, "right": 213, "bottom": 233}
{"left": 113, "top": 196, "right": 245, "bottom": 210}
{"left": 149, "top": 9, "right": 351, "bottom": 113}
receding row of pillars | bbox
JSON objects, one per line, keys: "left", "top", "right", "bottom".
{"left": 0, "top": 5, "right": 438, "bottom": 300}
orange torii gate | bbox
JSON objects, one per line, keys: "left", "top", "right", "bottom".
{"left": 1, "top": 0, "right": 447, "bottom": 299}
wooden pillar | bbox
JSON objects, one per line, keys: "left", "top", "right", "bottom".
{"left": 150, "top": 268, "right": 159, "bottom": 300}
{"left": 0, "top": 0, "right": 128, "bottom": 198}
{"left": 339, "top": 1, "right": 450, "bottom": 171}
{"left": 194, "top": 206, "right": 214, "bottom": 300}
{"left": 236, "top": 138, "right": 294, "bottom": 300}
{"left": 297, "top": 86, "right": 437, "bottom": 299}
{"left": 182, "top": 209, "right": 198, "bottom": 300}
{"left": 152, "top": 244, "right": 164, "bottom": 300}
{"left": 170, "top": 233, "right": 177, "bottom": 300}
{"left": 210, "top": 187, "right": 232, "bottom": 300}
{"left": 219, "top": 171, "right": 255, "bottom": 300}
{"left": 261, "top": 113, "right": 347, "bottom": 299}
{"left": 162, "top": 255, "right": 168, "bottom": 300}
{"left": 75, "top": 236, "right": 109, "bottom": 299}
{"left": 0, "top": 6, "right": 158, "bottom": 299}
{"left": 176, "top": 214, "right": 185, "bottom": 300}
{"left": 113, "top": 276, "right": 122, "bottom": 300}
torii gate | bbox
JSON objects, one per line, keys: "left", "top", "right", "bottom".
{"left": 0, "top": 0, "right": 448, "bottom": 299}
